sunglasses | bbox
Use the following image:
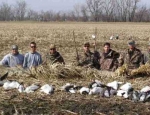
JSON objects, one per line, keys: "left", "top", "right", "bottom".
{"left": 12, "top": 49, "right": 18, "bottom": 50}
{"left": 84, "top": 45, "right": 90, "bottom": 47}
{"left": 30, "top": 46, "right": 36, "bottom": 48}
{"left": 50, "top": 48, "right": 56, "bottom": 50}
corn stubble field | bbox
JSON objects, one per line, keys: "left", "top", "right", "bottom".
{"left": 0, "top": 22, "right": 150, "bottom": 114}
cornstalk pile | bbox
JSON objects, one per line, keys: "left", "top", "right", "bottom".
{"left": 131, "top": 64, "right": 150, "bottom": 76}
{"left": 36, "top": 64, "right": 84, "bottom": 79}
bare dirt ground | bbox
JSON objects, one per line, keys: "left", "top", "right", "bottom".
{"left": 0, "top": 22, "right": 150, "bottom": 114}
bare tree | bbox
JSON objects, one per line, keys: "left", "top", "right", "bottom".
{"left": 127, "top": 0, "right": 140, "bottom": 21}
{"left": 86, "top": 0, "right": 104, "bottom": 21}
{"left": 103, "top": 0, "right": 116, "bottom": 21}
{"left": 74, "top": 4, "right": 82, "bottom": 21}
{"left": 135, "top": 5, "right": 148, "bottom": 22}
{"left": 0, "top": 2, "right": 12, "bottom": 21}
{"left": 27, "top": 9, "right": 39, "bottom": 21}
{"left": 80, "top": 5, "right": 89, "bottom": 22}
{"left": 14, "top": 0, "right": 27, "bottom": 20}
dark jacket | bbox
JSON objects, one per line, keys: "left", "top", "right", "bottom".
{"left": 78, "top": 50, "right": 100, "bottom": 69}
{"left": 45, "top": 51, "right": 65, "bottom": 65}
{"left": 100, "top": 49, "right": 120, "bottom": 71}
{"left": 124, "top": 48, "right": 143, "bottom": 69}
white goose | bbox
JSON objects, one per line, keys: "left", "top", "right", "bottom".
{"left": 40, "top": 84, "right": 54, "bottom": 94}
{"left": 24, "top": 84, "right": 40, "bottom": 93}
{"left": 139, "top": 86, "right": 150, "bottom": 102}
{"left": 89, "top": 80, "right": 102, "bottom": 88}
{"left": 3, "top": 81, "right": 20, "bottom": 90}
{"left": 79, "top": 87, "right": 90, "bottom": 95}
{"left": 120, "top": 82, "right": 132, "bottom": 92}
{"left": 140, "top": 86, "right": 150, "bottom": 93}
{"left": 18, "top": 84, "right": 25, "bottom": 93}
{"left": 61, "top": 83, "right": 75, "bottom": 93}
{"left": 117, "top": 90, "right": 129, "bottom": 98}
{"left": 139, "top": 92, "right": 147, "bottom": 102}
{"left": 104, "top": 88, "right": 117, "bottom": 97}
{"left": 110, "top": 35, "right": 114, "bottom": 40}
{"left": 107, "top": 81, "right": 123, "bottom": 90}
{"left": 92, "top": 34, "right": 96, "bottom": 39}
{"left": 89, "top": 86, "right": 104, "bottom": 95}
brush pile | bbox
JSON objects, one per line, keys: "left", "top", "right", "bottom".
{"left": 35, "top": 64, "right": 84, "bottom": 79}
{"left": 131, "top": 64, "right": 150, "bottom": 76}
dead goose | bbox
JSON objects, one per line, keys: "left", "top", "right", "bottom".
{"left": 0, "top": 72, "right": 8, "bottom": 81}
{"left": 0, "top": 72, "right": 9, "bottom": 86}
{"left": 61, "top": 83, "right": 75, "bottom": 93}
{"left": 61, "top": 83, "right": 82, "bottom": 94}
{"left": 24, "top": 84, "right": 40, "bottom": 93}
{"left": 139, "top": 86, "right": 150, "bottom": 102}
{"left": 79, "top": 87, "right": 90, "bottom": 95}
{"left": 89, "top": 86, "right": 105, "bottom": 96}
{"left": 128, "top": 90, "right": 140, "bottom": 102}
{"left": 40, "top": 84, "right": 55, "bottom": 94}
{"left": 88, "top": 80, "right": 103, "bottom": 88}
{"left": 120, "top": 82, "right": 133, "bottom": 92}
{"left": 107, "top": 81, "right": 123, "bottom": 90}
{"left": 117, "top": 82, "right": 134, "bottom": 99}
{"left": 3, "top": 80, "right": 20, "bottom": 90}
{"left": 18, "top": 83, "right": 25, "bottom": 93}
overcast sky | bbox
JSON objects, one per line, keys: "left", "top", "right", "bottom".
{"left": 0, "top": 0, "right": 149, "bottom": 12}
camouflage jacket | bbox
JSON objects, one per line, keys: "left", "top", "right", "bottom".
{"left": 45, "top": 52, "right": 65, "bottom": 65}
{"left": 124, "top": 48, "right": 143, "bottom": 69}
{"left": 142, "top": 51, "right": 150, "bottom": 64}
{"left": 78, "top": 51, "right": 100, "bottom": 69}
{"left": 100, "top": 49, "right": 120, "bottom": 71}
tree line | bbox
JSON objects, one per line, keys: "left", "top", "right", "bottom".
{"left": 0, "top": 0, "right": 150, "bottom": 22}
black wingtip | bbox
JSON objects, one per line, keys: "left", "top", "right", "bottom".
{"left": 0, "top": 72, "right": 9, "bottom": 81}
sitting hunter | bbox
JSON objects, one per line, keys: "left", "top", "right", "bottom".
{"left": 77, "top": 42, "right": 100, "bottom": 69}
{"left": 100, "top": 42, "right": 120, "bottom": 71}
{"left": 142, "top": 42, "right": 150, "bottom": 64}
{"left": 123, "top": 40, "right": 143, "bottom": 69}
{"left": 43, "top": 44, "right": 65, "bottom": 65}
{"left": 0, "top": 45, "right": 24, "bottom": 67}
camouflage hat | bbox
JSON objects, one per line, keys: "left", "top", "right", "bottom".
{"left": 84, "top": 42, "right": 90, "bottom": 46}
{"left": 49, "top": 44, "right": 56, "bottom": 49}
{"left": 128, "top": 40, "right": 135, "bottom": 46}
{"left": 11, "top": 45, "right": 18, "bottom": 50}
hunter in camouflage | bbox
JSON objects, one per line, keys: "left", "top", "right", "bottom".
{"left": 123, "top": 40, "right": 143, "bottom": 69}
{"left": 44, "top": 44, "right": 65, "bottom": 65}
{"left": 142, "top": 42, "right": 150, "bottom": 64}
{"left": 100, "top": 42, "right": 120, "bottom": 71}
{"left": 77, "top": 42, "right": 100, "bottom": 69}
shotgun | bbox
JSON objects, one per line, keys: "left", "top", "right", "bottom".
{"left": 73, "top": 31, "right": 79, "bottom": 63}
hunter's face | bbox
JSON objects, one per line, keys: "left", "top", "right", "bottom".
{"left": 148, "top": 46, "right": 150, "bottom": 51}
{"left": 104, "top": 45, "right": 110, "bottom": 53}
{"left": 50, "top": 48, "right": 56, "bottom": 54}
{"left": 84, "top": 45, "right": 90, "bottom": 52}
{"left": 128, "top": 45, "right": 134, "bottom": 50}
{"left": 12, "top": 49, "right": 18, "bottom": 55}
{"left": 30, "top": 44, "right": 36, "bottom": 52}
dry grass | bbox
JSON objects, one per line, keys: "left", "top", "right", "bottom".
{"left": 0, "top": 22, "right": 150, "bottom": 114}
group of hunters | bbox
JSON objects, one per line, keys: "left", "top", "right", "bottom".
{"left": 0, "top": 40, "right": 150, "bottom": 77}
